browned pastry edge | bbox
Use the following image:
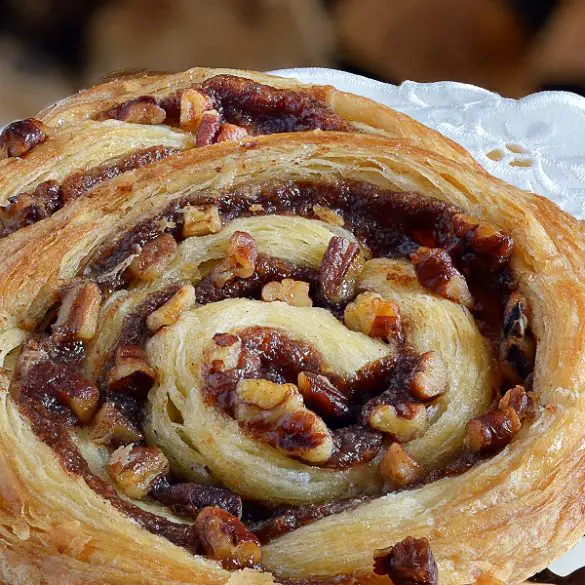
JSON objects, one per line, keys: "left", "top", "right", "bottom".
{"left": 0, "top": 126, "right": 583, "bottom": 585}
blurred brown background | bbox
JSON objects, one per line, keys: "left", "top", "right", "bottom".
{"left": 1, "top": 0, "right": 584, "bottom": 126}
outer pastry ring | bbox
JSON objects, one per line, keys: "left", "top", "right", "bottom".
{"left": 37, "top": 67, "right": 471, "bottom": 162}
{"left": 0, "top": 124, "right": 584, "bottom": 585}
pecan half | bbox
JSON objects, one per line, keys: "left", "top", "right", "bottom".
{"left": 500, "top": 291, "right": 536, "bottom": 383}
{"left": 104, "top": 97, "right": 166, "bottom": 125}
{"left": 319, "top": 236, "right": 364, "bottom": 305}
{"left": 89, "top": 402, "right": 143, "bottom": 445}
{"left": 408, "top": 352, "right": 447, "bottom": 401}
{"left": 411, "top": 247, "right": 473, "bottom": 308}
{"left": 234, "top": 378, "right": 334, "bottom": 464}
{"left": 374, "top": 537, "right": 438, "bottom": 585}
{"left": 0, "top": 118, "right": 47, "bottom": 158}
{"left": 368, "top": 403, "right": 428, "bottom": 442}
{"left": 261, "top": 279, "right": 313, "bottom": 307}
{"left": 107, "top": 345, "right": 156, "bottom": 394}
{"left": 107, "top": 445, "right": 169, "bottom": 499}
{"left": 195, "top": 506, "right": 261, "bottom": 570}
{"left": 179, "top": 89, "right": 212, "bottom": 131}
{"left": 182, "top": 204, "right": 222, "bottom": 238}
{"left": 381, "top": 443, "right": 423, "bottom": 488}
{"left": 226, "top": 231, "right": 257, "bottom": 279}
{"left": 344, "top": 292, "right": 402, "bottom": 342}
{"left": 196, "top": 110, "right": 222, "bottom": 147}
{"left": 128, "top": 233, "right": 178, "bottom": 281}
{"left": 146, "top": 284, "right": 195, "bottom": 331}
{"left": 52, "top": 282, "right": 102, "bottom": 342}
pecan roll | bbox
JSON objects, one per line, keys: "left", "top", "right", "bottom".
{"left": 0, "top": 69, "right": 582, "bottom": 585}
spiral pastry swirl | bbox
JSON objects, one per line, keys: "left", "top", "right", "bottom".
{"left": 0, "top": 69, "right": 584, "bottom": 585}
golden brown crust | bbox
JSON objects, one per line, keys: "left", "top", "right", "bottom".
{"left": 35, "top": 66, "right": 471, "bottom": 163}
{"left": 0, "top": 70, "right": 583, "bottom": 585}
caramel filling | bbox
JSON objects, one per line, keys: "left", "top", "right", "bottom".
{"left": 9, "top": 179, "right": 536, "bottom": 570}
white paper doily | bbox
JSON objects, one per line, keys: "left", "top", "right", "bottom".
{"left": 272, "top": 67, "right": 585, "bottom": 577}
{"left": 273, "top": 67, "right": 585, "bottom": 221}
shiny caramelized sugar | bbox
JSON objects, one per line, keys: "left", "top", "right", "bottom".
{"left": 10, "top": 178, "right": 537, "bottom": 576}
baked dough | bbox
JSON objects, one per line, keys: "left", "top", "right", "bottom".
{"left": 0, "top": 71, "right": 584, "bottom": 585}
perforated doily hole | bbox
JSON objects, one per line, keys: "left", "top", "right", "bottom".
{"left": 486, "top": 145, "right": 534, "bottom": 168}
{"left": 509, "top": 158, "right": 534, "bottom": 168}
{"left": 487, "top": 149, "right": 505, "bottom": 161}
{"left": 505, "top": 143, "right": 527, "bottom": 154}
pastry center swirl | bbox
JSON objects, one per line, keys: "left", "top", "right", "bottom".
{"left": 9, "top": 179, "right": 537, "bottom": 570}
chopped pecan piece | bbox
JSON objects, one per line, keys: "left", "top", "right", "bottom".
{"left": 500, "top": 291, "right": 536, "bottom": 383}
{"left": 374, "top": 537, "right": 438, "bottom": 585}
{"left": 52, "top": 282, "right": 102, "bottom": 342}
{"left": 498, "top": 385, "right": 535, "bottom": 420}
{"left": 344, "top": 292, "right": 402, "bottom": 342}
{"left": 313, "top": 204, "right": 344, "bottom": 226}
{"left": 411, "top": 247, "right": 473, "bottom": 308}
{"left": 195, "top": 506, "right": 261, "bottom": 570}
{"left": 451, "top": 213, "right": 479, "bottom": 238}
{"left": 17, "top": 350, "right": 99, "bottom": 423}
{"left": 182, "top": 204, "right": 222, "bottom": 238}
{"left": 216, "top": 123, "right": 249, "bottom": 143}
{"left": 368, "top": 403, "right": 428, "bottom": 442}
{"left": 196, "top": 110, "right": 222, "bottom": 147}
{"left": 107, "top": 444, "right": 169, "bottom": 499}
{"left": 104, "top": 97, "right": 166, "bottom": 125}
{"left": 453, "top": 213, "right": 513, "bottom": 259}
{"left": 465, "top": 409, "right": 522, "bottom": 454}
{"left": 235, "top": 378, "right": 296, "bottom": 411}
{"left": 381, "top": 443, "right": 423, "bottom": 488}
{"left": 297, "top": 371, "right": 350, "bottom": 421}
{"left": 464, "top": 386, "right": 530, "bottom": 455}
{"left": 226, "top": 231, "right": 257, "bottom": 279}
{"left": 179, "top": 89, "right": 212, "bottom": 131}
{"left": 128, "top": 233, "right": 178, "bottom": 281}
{"left": 234, "top": 378, "right": 334, "bottom": 464}
{"left": 53, "top": 374, "right": 100, "bottom": 424}
{"left": 319, "top": 236, "right": 364, "bottom": 305}
{"left": 89, "top": 402, "right": 143, "bottom": 445}
{"left": 153, "top": 482, "right": 243, "bottom": 518}
{"left": 408, "top": 352, "right": 447, "bottom": 401}
{"left": 0, "top": 181, "right": 61, "bottom": 235}
{"left": 0, "top": 118, "right": 47, "bottom": 158}
{"left": 261, "top": 279, "right": 313, "bottom": 307}
{"left": 107, "top": 345, "right": 156, "bottom": 394}
{"left": 146, "top": 284, "right": 195, "bottom": 331}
